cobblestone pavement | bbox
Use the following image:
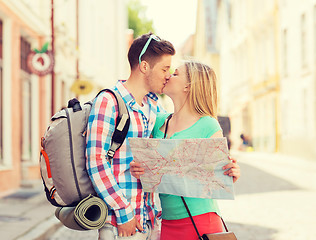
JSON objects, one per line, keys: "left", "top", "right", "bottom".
{"left": 47, "top": 151, "right": 316, "bottom": 240}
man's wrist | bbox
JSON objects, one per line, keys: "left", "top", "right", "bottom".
{"left": 114, "top": 204, "right": 134, "bottom": 225}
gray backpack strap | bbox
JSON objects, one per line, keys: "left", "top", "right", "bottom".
{"left": 96, "top": 89, "right": 130, "bottom": 164}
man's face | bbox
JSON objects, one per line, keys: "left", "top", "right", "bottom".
{"left": 145, "top": 54, "right": 172, "bottom": 94}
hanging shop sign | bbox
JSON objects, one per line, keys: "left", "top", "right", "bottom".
{"left": 71, "top": 79, "right": 94, "bottom": 95}
{"left": 27, "top": 42, "right": 54, "bottom": 76}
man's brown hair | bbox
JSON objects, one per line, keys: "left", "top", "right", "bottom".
{"left": 128, "top": 33, "right": 175, "bottom": 70}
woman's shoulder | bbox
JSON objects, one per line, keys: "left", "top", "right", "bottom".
{"left": 197, "top": 116, "right": 222, "bottom": 137}
{"left": 199, "top": 116, "right": 221, "bottom": 127}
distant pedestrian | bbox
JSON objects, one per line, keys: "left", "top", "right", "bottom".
{"left": 239, "top": 133, "right": 254, "bottom": 152}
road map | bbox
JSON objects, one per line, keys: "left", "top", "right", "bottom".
{"left": 129, "top": 137, "right": 234, "bottom": 199}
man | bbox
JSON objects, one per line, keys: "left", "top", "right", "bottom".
{"left": 86, "top": 33, "right": 175, "bottom": 239}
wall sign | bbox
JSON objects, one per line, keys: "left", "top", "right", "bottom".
{"left": 27, "top": 43, "right": 54, "bottom": 76}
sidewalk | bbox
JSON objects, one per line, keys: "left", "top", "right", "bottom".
{"left": 1, "top": 151, "right": 315, "bottom": 240}
{"left": 230, "top": 150, "right": 316, "bottom": 191}
{"left": 221, "top": 150, "right": 316, "bottom": 240}
{"left": 0, "top": 180, "right": 61, "bottom": 240}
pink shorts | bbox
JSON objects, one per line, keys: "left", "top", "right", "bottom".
{"left": 160, "top": 212, "right": 223, "bottom": 240}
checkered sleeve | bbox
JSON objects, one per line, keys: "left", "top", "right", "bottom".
{"left": 148, "top": 192, "right": 162, "bottom": 223}
{"left": 86, "top": 92, "right": 134, "bottom": 224}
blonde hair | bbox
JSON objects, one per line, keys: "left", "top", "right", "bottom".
{"left": 184, "top": 60, "right": 218, "bottom": 118}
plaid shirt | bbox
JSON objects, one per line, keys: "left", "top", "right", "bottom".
{"left": 86, "top": 80, "right": 163, "bottom": 229}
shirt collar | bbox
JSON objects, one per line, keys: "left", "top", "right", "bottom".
{"left": 115, "top": 80, "right": 159, "bottom": 108}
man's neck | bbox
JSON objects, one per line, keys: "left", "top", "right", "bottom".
{"left": 124, "top": 74, "right": 148, "bottom": 105}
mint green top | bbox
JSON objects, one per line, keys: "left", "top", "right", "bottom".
{"left": 151, "top": 113, "right": 223, "bottom": 220}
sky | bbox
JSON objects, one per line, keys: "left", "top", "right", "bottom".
{"left": 139, "top": 0, "right": 198, "bottom": 48}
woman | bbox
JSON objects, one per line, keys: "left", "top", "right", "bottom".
{"left": 131, "top": 60, "right": 240, "bottom": 240}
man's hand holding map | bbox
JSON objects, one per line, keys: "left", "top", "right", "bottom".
{"left": 129, "top": 137, "right": 234, "bottom": 200}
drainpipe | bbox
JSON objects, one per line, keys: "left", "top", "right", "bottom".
{"left": 76, "top": 0, "right": 79, "bottom": 99}
{"left": 51, "top": 0, "right": 55, "bottom": 115}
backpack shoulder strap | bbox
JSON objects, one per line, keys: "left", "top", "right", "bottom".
{"left": 96, "top": 89, "right": 130, "bottom": 163}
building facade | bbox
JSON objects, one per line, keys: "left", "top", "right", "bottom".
{"left": 0, "top": 0, "right": 51, "bottom": 194}
{"left": 278, "top": 0, "right": 316, "bottom": 159}
{"left": 0, "top": 0, "right": 129, "bottom": 195}
{"left": 214, "top": 0, "right": 280, "bottom": 152}
{"left": 194, "top": 0, "right": 221, "bottom": 81}
{"left": 213, "top": 0, "right": 316, "bottom": 159}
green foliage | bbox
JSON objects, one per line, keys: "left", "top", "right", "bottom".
{"left": 34, "top": 42, "right": 49, "bottom": 53}
{"left": 127, "top": 0, "right": 155, "bottom": 38}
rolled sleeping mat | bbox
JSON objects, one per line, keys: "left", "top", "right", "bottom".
{"left": 55, "top": 194, "right": 108, "bottom": 231}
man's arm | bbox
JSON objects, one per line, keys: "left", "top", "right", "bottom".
{"left": 86, "top": 92, "right": 134, "bottom": 224}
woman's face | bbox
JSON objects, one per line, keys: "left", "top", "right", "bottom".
{"left": 163, "top": 64, "right": 189, "bottom": 98}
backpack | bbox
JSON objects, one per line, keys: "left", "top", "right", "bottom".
{"left": 40, "top": 89, "right": 130, "bottom": 207}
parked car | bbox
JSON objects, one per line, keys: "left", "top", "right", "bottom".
{"left": 217, "top": 116, "right": 231, "bottom": 150}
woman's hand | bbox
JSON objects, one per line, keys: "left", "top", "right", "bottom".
{"left": 223, "top": 156, "right": 240, "bottom": 183}
{"left": 130, "top": 161, "right": 145, "bottom": 179}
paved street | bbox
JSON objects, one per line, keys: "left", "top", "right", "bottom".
{"left": 219, "top": 151, "right": 316, "bottom": 240}
{"left": 47, "top": 151, "right": 316, "bottom": 240}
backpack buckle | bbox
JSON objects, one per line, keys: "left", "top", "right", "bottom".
{"left": 107, "top": 149, "right": 115, "bottom": 158}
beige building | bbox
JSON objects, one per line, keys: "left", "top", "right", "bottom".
{"left": 207, "top": 0, "right": 316, "bottom": 159}
{"left": 194, "top": 0, "right": 220, "bottom": 81}
{"left": 278, "top": 0, "right": 316, "bottom": 159}
{"left": 214, "top": 0, "right": 280, "bottom": 152}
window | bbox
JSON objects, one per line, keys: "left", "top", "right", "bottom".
{"left": 282, "top": 99, "right": 288, "bottom": 136}
{"left": 20, "top": 37, "right": 31, "bottom": 74}
{"left": 0, "top": 20, "right": 3, "bottom": 163}
{"left": 0, "top": 67, "right": 2, "bottom": 163}
{"left": 314, "top": 6, "right": 316, "bottom": 63}
{"left": 20, "top": 37, "right": 32, "bottom": 161}
{"left": 301, "top": 14, "right": 307, "bottom": 67}
{"left": 0, "top": 20, "right": 2, "bottom": 58}
{"left": 283, "top": 29, "right": 288, "bottom": 76}
{"left": 302, "top": 89, "right": 308, "bottom": 133}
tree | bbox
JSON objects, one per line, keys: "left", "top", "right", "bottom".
{"left": 127, "top": 0, "right": 155, "bottom": 38}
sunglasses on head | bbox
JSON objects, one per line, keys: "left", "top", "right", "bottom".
{"left": 139, "top": 34, "right": 161, "bottom": 65}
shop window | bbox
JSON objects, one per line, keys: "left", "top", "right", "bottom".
{"left": 0, "top": 20, "right": 3, "bottom": 163}
{"left": 20, "top": 37, "right": 32, "bottom": 161}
